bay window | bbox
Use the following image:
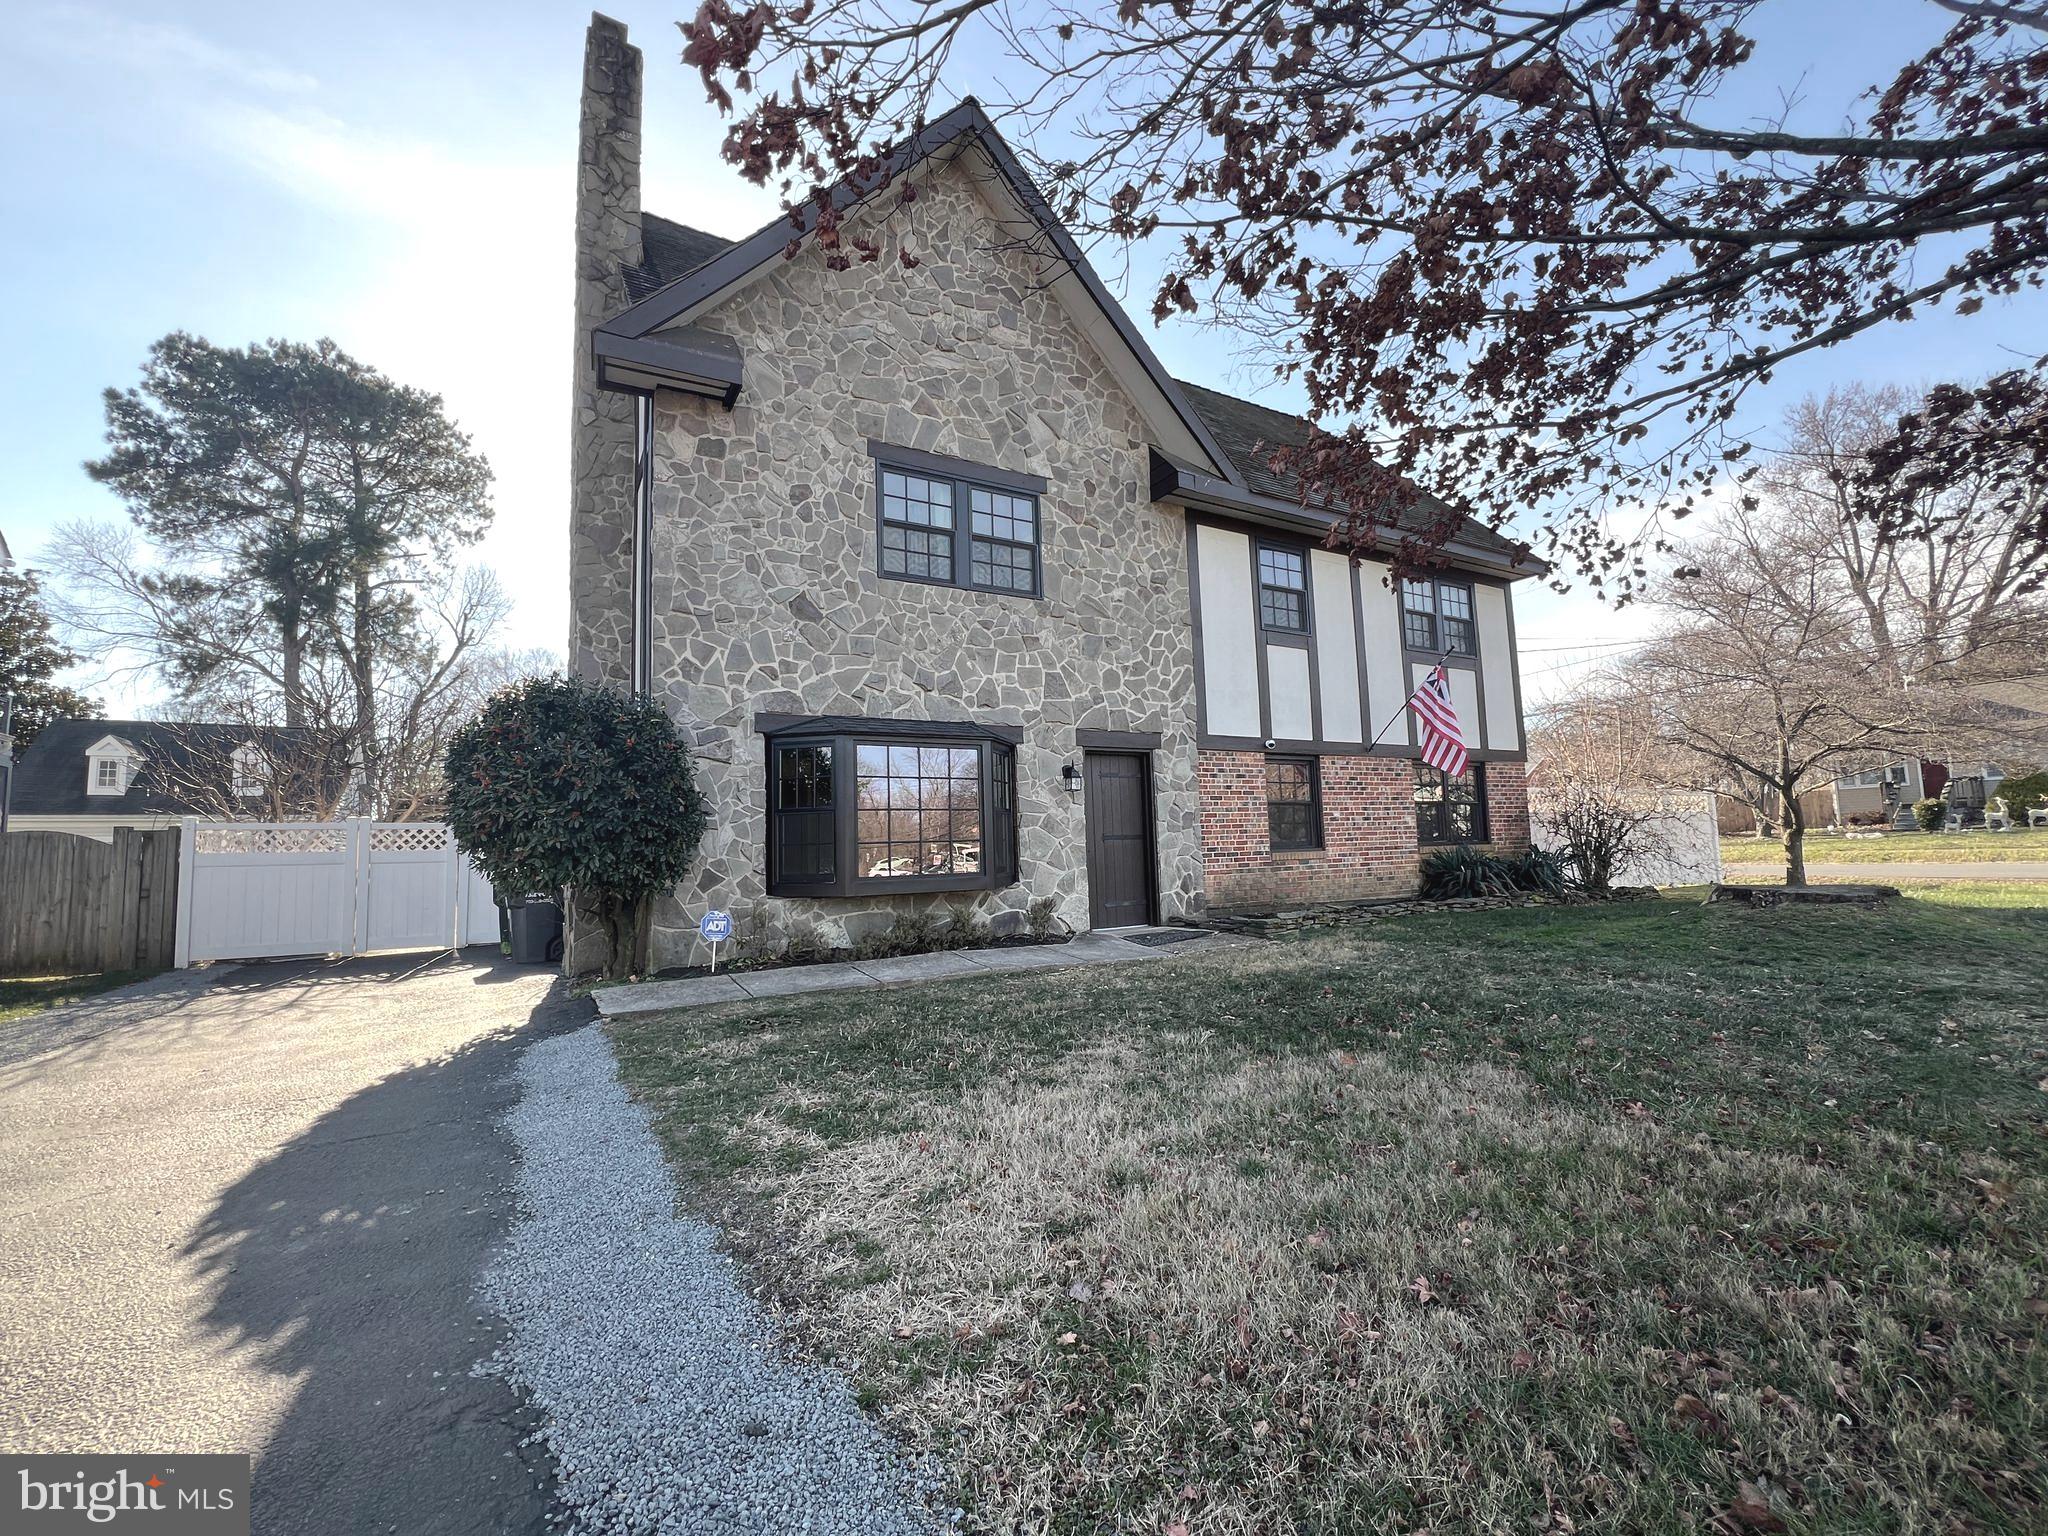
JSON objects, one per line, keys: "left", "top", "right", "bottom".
{"left": 764, "top": 718, "right": 1022, "bottom": 897}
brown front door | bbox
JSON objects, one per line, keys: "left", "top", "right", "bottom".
{"left": 1084, "top": 752, "right": 1155, "bottom": 929}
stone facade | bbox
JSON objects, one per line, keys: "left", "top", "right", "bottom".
{"left": 637, "top": 155, "right": 1203, "bottom": 965}
{"left": 1198, "top": 751, "right": 1533, "bottom": 909}
{"left": 567, "top": 14, "right": 642, "bottom": 688}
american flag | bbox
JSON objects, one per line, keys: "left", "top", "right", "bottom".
{"left": 1408, "top": 663, "right": 1469, "bottom": 777}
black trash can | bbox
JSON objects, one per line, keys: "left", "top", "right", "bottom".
{"left": 504, "top": 893, "right": 564, "bottom": 965}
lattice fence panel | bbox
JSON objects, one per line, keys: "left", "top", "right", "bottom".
{"left": 371, "top": 824, "right": 451, "bottom": 853}
{"left": 195, "top": 826, "right": 349, "bottom": 856}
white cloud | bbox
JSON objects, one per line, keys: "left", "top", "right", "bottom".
{"left": 20, "top": 3, "right": 319, "bottom": 95}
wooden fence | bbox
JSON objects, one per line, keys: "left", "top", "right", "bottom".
{"left": 0, "top": 828, "right": 181, "bottom": 976}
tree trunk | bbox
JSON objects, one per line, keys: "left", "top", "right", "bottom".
{"left": 1779, "top": 785, "right": 1807, "bottom": 886}
{"left": 598, "top": 892, "right": 651, "bottom": 981}
{"left": 280, "top": 619, "right": 306, "bottom": 729}
{"left": 351, "top": 570, "right": 379, "bottom": 817}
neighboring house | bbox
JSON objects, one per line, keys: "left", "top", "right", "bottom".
{"left": 6, "top": 719, "right": 338, "bottom": 841}
{"left": 1831, "top": 759, "right": 2009, "bottom": 826}
{"left": 567, "top": 17, "right": 1542, "bottom": 966}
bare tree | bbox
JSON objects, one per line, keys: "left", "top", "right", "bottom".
{"left": 1527, "top": 683, "right": 1678, "bottom": 891}
{"left": 53, "top": 528, "right": 521, "bottom": 820}
{"left": 1628, "top": 506, "right": 1929, "bottom": 885}
{"left": 679, "top": 0, "right": 2048, "bottom": 589}
{"left": 1762, "top": 382, "right": 2048, "bottom": 689}
{"left": 139, "top": 719, "right": 355, "bottom": 823}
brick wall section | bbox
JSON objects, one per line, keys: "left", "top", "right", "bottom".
{"left": 1485, "top": 760, "right": 1532, "bottom": 851}
{"left": 1198, "top": 752, "right": 1533, "bottom": 908}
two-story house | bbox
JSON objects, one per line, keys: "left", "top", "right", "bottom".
{"left": 567, "top": 16, "right": 1541, "bottom": 968}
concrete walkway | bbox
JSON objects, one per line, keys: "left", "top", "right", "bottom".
{"left": 593, "top": 929, "right": 1241, "bottom": 1017}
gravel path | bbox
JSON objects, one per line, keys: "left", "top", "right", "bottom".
{"left": 481, "top": 1026, "right": 940, "bottom": 1536}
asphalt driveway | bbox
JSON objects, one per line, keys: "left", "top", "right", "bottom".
{"left": 0, "top": 951, "right": 587, "bottom": 1535}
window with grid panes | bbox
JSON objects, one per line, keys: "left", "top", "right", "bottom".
{"left": 1257, "top": 545, "right": 1307, "bottom": 632}
{"left": 878, "top": 470, "right": 955, "bottom": 583}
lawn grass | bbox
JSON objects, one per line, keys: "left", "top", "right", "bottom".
{"left": 0, "top": 971, "right": 151, "bottom": 1026}
{"left": 610, "top": 889, "right": 2048, "bottom": 1535}
{"left": 1720, "top": 828, "right": 2048, "bottom": 865}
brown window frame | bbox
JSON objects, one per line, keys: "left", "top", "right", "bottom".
{"left": 1400, "top": 576, "right": 1478, "bottom": 657}
{"left": 873, "top": 445, "right": 1046, "bottom": 601}
{"left": 1256, "top": 542, "right": 1310, "bottom": 634}
{"left": 1415, "top": 761, "right": 1489, "bottom": 845}
{"left": 1266, "top": 755, "right": 1323, "bottom": 851}
{"left": 763, "top": 721, "right": 1024, "bottom": 898}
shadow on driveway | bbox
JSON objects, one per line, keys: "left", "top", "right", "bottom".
{"left": 1, "top": 950, "right": 589, "bottom": 1536}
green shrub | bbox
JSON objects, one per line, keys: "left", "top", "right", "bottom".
{"left": 1422, "top": 845, "right": 1571, "bottom": 900}
{"left": 1996, "top": 769, "right": 2048, "bottom": 819}
{"left": 1911, "top": 797, "right": 1946, "bottom": 832}
{"left": 1420, "top": 845, "right": 1519, "bottom": 899}
{"left": 1502, "top": 846, "right": 1569, "bottom": 894}
{"left": 445, "top": 675, "right": 706, "bottom": 978}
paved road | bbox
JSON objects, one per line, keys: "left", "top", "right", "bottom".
{"left": 0, "top": 951, "right": 587, "bottom": 1535}
{"left": 1793, "top": 861, "right": 2048, "bottom": 881}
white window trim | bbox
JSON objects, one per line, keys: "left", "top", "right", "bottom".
{"left": 84, "top": 736, "right": 138, "bottom": 797}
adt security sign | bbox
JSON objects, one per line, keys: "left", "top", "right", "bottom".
{"left": 699, "top": 909, "right": 734, "bottom": 971}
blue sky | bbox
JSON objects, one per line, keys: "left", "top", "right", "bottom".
{"left": 4, "top": 1, "right": 2041, "bottom": 709}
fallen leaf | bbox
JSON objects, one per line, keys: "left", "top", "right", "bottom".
{"left": 1728, "top": 1482, "right": 1786, "bottom": 1531}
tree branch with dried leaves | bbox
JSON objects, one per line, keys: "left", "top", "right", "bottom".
{"left": 680, "top": 0, "right": 2048, "bottom": 590}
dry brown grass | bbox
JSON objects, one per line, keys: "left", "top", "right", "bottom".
{"left": 612, "top": 892, "right": 2048, "bottom": 1534}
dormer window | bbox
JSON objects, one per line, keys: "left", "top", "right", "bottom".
{"left": 232, "top": 742, "right": 269, "bottom": 798}
{"left": 84, "top": 735, "right": 137, "bottom": 797}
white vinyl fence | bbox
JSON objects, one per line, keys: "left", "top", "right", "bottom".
{"left": 175, "top": 819, "right": 499, "bottom": 967}
{"left": 1530, "top": 791, "right": 1723, "bottom": 889}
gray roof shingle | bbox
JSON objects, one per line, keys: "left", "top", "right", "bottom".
{"left": 624, "top": 214, "right": 738, "bottom": 303}
{"left": 8, "top": 718, "right": 333, "bottom": 817}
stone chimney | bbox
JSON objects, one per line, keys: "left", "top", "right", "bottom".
{"left": 567, "top": 12, "right": 644, "bottom": 686}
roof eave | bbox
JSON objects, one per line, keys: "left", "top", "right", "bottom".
{"left": 1150, "top": 451, "right": 1548, "bottom": 580}
{"left": 593, "top": 326, "right": 742, "bottom": 406}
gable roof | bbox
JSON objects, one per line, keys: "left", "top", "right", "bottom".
{"left": 598, "top": 99, "right": 1242, "bottom": 483}
{"left": 8, "top": 718, "right": 333, "bottom": 817}
{"left": 605, "top": 103, "right": 1539, "bottom": 577}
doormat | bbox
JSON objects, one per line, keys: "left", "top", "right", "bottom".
{"left": 1120, "top": 929, "right": 1209, "bottom": 948}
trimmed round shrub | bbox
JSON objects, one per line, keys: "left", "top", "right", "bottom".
{"left": 445, "top": 675, "right": 707, "bottom": 976}
{"left": 1911, "top": 797, "right": 1946, "bottom": 833}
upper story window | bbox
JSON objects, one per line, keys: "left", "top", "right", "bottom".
{"left": 1401, "top": 577, "right": 1476, "bottom": 655}
{"left": 873, "top": 445, "right": 1045, "bottom": 600}
{"left": 1257, "top": 545, "right": 1308, "bottom": 633}
{"left": 969, "top": 488, "right": 1038, "bottom": 594}
{"left": 231, "top": 743, "right": 269, "bottom": 798}
{"left": 879, "top": 471, "right": 955, "bottom": 584}
{"left": 91, "top": 756, "right": 123, "bottom": 793}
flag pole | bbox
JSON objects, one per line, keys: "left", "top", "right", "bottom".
{"left": 1363, "top": 650, "right": 1452, "bottom": 750}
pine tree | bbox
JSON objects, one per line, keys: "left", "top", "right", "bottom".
{"left": 0, "top": 565, "right": 101, "bottom": 748}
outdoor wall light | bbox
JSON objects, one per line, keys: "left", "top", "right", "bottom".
{"left": 1062, "top": 763, "right": 1083, "bottom": 794}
